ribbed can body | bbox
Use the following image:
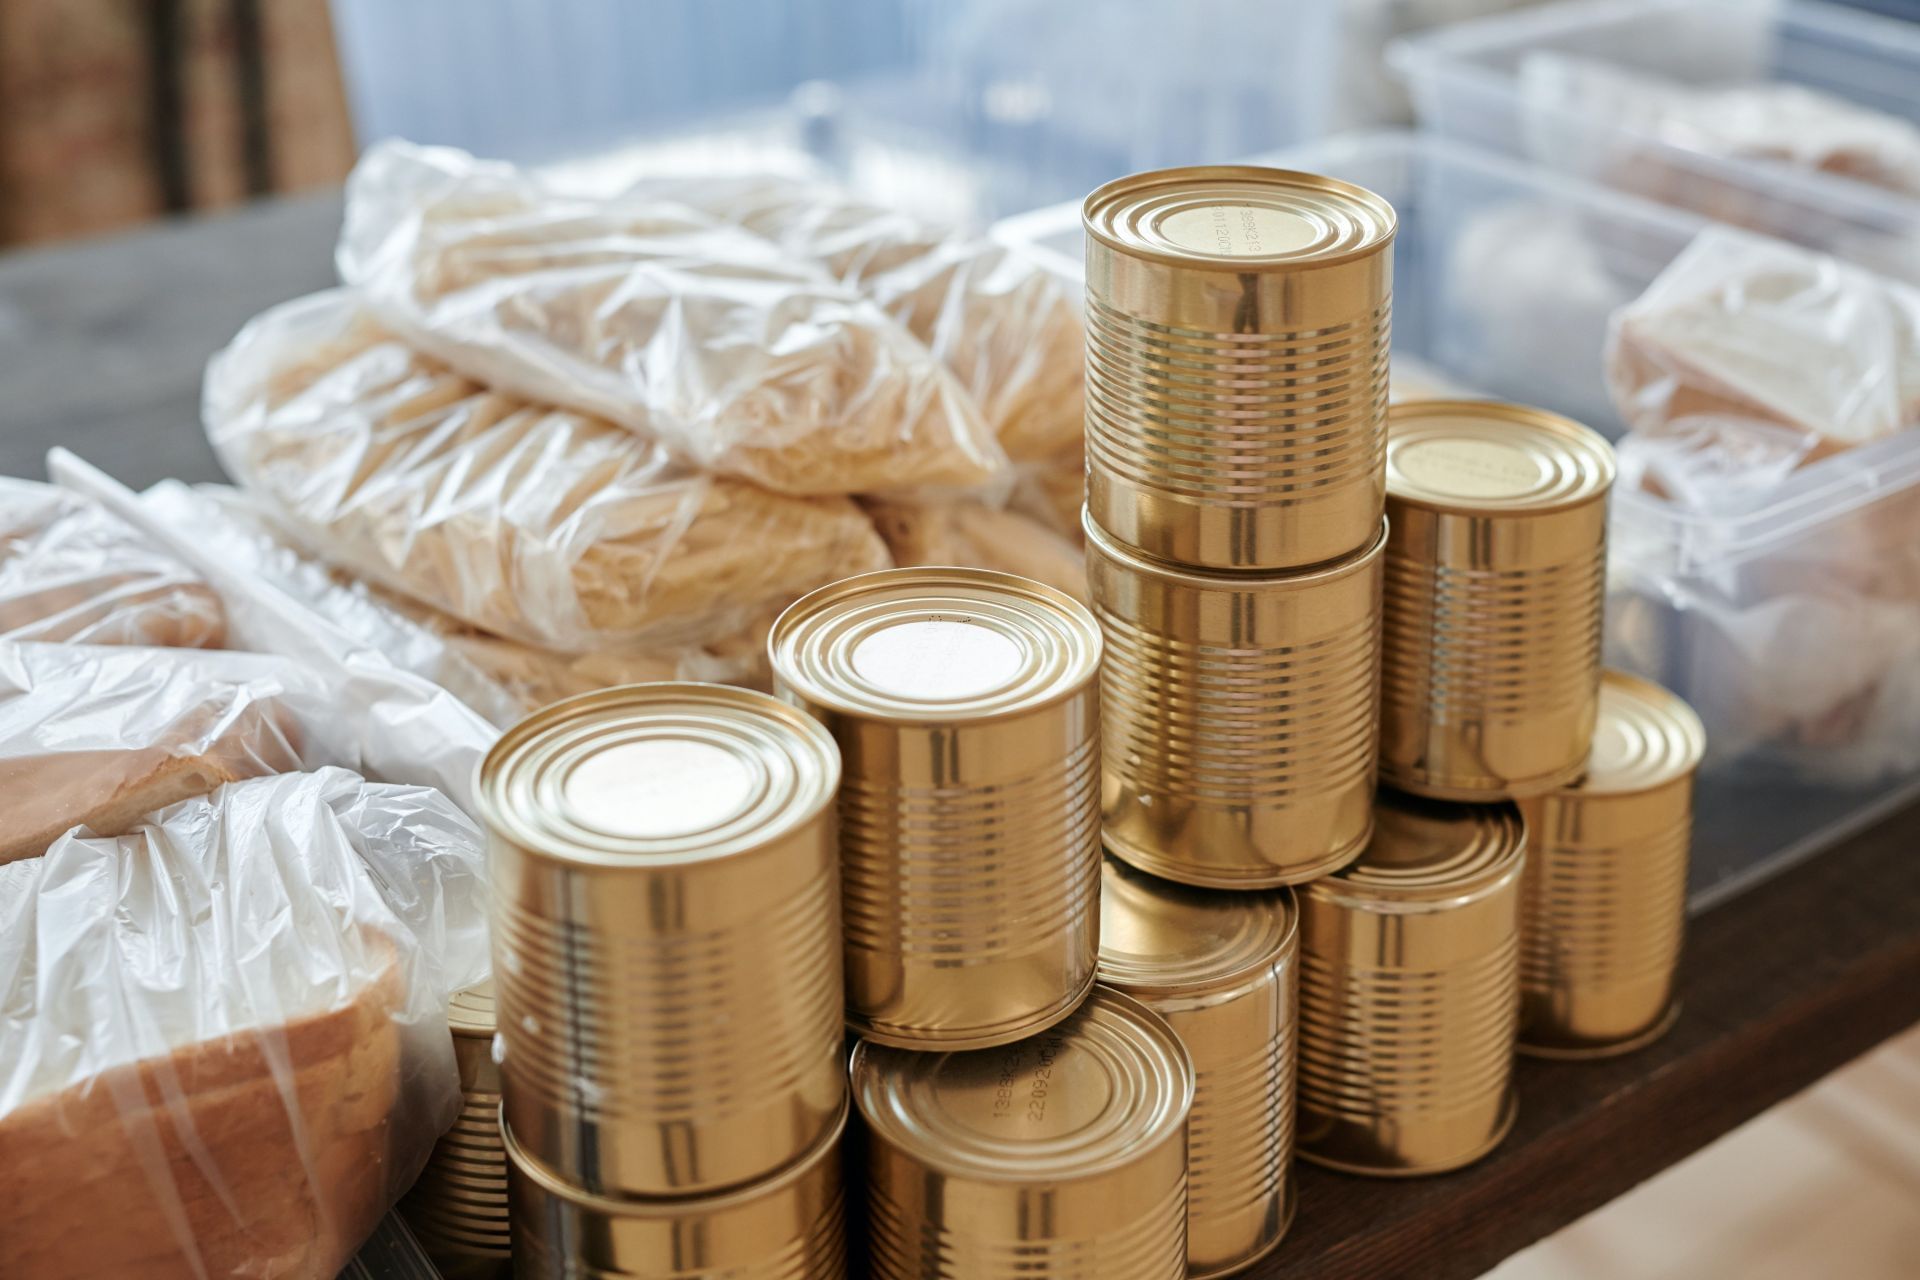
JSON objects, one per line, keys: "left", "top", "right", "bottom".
{"left": 480, "top": 686, "right": 847, "bottom": 1198}
{"left": 504, "top": 1106, "right": 847, "bottom": 1280}
{"left": 771, "top": 569, "right": 1105, "bottom": 1051}
{"left": 1515, "top": 672, "right": 1704, "bottom": 1057}
{"left": 1380, "top": 401, "right": 1615, "bottom": 801}
{"left": 401, "top": 998, "right": 511, "bottom": 1278}
{"left": 1087, "top": 514, "right": 1384, "bottom": 887}
{"left": 1296, "top": 797, "right": 1526, "bottom": 1176}
{"left": 1083, "top": 166, "right": 1395, "bottom": 571}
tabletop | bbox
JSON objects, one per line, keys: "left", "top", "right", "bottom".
{"left": 4, "top": 198, "right": 1917, "bottom": 1280}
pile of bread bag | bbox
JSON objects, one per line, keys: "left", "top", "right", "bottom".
{"left": 1, "top": 140, "right": 1100, "bottom": 1278}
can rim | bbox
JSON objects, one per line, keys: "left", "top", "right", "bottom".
{"left": 475, "top": 681, "right": 841, "bottom": 868}
{"left": 1084, "top": 511, "right": 1388, "bottom": 587}
{"left": 1083, "top": 164, "right": 1397, "bottom": 270}
{"left": 501, "top": 1094, "right": 848, "bottom": 1215}
{"left": 850, "top": 987, "right": 1194, "bottom": 1183}
{"left": 769, "top": 566, "right": 1101, "bottom": 725}
{"left": 1562, "top": 670, "right": 1706, "bottom": 797}
{"left": 1386, "top": 399, "right": 1615, "bottom": 517}
{"left": 1309, "top": 792, "right": 1527, "bottom": 906}
{"left": 1097, "top": 857, "right": 1299, "bottom": 997}
{"left": 447, "top": 981, "right": 495, "bottom": 1037}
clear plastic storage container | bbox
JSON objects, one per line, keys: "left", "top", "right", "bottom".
{"left": 1390, "top": 0, "right": 1920, "bottom": 281}
{"left": 993, "top": 131, "right": 1920, "bottom": 907}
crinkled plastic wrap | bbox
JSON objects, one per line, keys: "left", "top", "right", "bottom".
{"left": 203, "top": 290, "right": 891, "bottom": 652}
{"left": 1008, "top": 447, "right": 1087, "bottom": 542}
{"left": 0, "top": 641, "right": 353, "bottom": 866}
{"left": 0, "top": 477, "right": 223, "bottom": 647}
{"left": 1522, "top": 53, "right": 1920, "bottom": 199}
{"left": 862, "top": 495, "right": 1089, "bottom": 603}
{"left": 337, "top": 141, "right": 1003, "bottom": 495}
{"left": 0, "top": 767, "right": 490, "bottom": 1280}
{"left": 1608, "top": 226, "right": 1920, "bottom": 453}
{"left": 641, "top": 171, "right": 1085, "bottom": 464}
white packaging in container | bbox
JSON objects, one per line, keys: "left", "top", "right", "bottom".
{"left": 338, "top": 141, "right": 1004, "bottom": 496}
{"left": 200, "top": 291, "right": 891, "bottom": 654}
{"left": 0, "top": 477, "right": 223, "bottom": 648}
{"left": 0, "top": 767, "right": 490, "bottom": 1280}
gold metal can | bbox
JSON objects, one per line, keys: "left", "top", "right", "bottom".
{"left": 1380, "top": 400, "right": 1615, "bottom": 800}
{"left": 478, "top": 684, "right": 845, "bottom": 1198}
{"left": 1516, "top": 671, "right": 1705, "bottom": 1058}
{"left": 1296, "top": 790, "right": 1526, "bottom": 1176}
{"left": 1087, "top": 512, "right": 1384, "bottom": 888}
{"left": 853, "top": 986, "right": 1193, "bottom": 1280}
{"left": 1096, "top": 858, "right": 1298, "bottom": 1279}
{"left": 503, "top": 1100, "right": 847, "bottom": 1280}
{"left": 400, "top": 983, "right": 511, "bottom": 1279}
{"left": 1082, "top": 165, "right": 1395, "bottom": 572}
{"left": 770, "top": 568, "right": 1103, "bottom": 1051}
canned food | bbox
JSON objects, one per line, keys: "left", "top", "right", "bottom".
{"left": 1083, "top": 165, "right": 1395, "bottom": 571}
{"left": 1516, "top": 671, "right": 1705, "bottom": 1058}
{"left": 770, "top": 568, "right": 1103, "bottom": 1051}
{"left": 1097, "top": 858, "right": 1298, "bottom": 1279}
{"left": 400, "top": 983, "right": 510, "bottom": 1279}
{"left": 1380, "top": 400, "right": 1615, "bottom": 800}
{"left": 1087, "top": 512, "right": 1384, "bottom": 888}
{"left": 503, "top": 1100, "right": 847, "bottom": 1280}
{"left": 479, "top": 684, "right": 845, "bottom": 1198}
{"left": 1297, "top": 790, "right": 1526, "bottom": 1176}
{"left": 853, "top": 987, "right": 1193, "bottom": 1280}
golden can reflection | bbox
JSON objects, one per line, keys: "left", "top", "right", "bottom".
{"left": 502, "top": 1102, "right": 846, "bottom": 1280}
{"left": 1088, "top": 513, "right": 1384, "bottom": 888}
{"left": 1083, "top": 165, "right": 1395, "bottom": 571}
{"left": 853, "top": 987, "right": 1192, "bottom": 1280}
{"left": 1297, "top": 790, "right": 1526, "bottom": 1176}
{"left": 1380, "top": 400, "right": 1615, "bottom": 801}
{"left": 1517, "top": 671, "right": 1704, "bottom": 1058}
{"left": 478, "top": 684, "right": 845, "bottom": 1198}
{"left": 771, "top": 568, "right": 1103, "bottom": 1051}
{"left": 1097, "top": 858, "right": 1298, "bottom": 1278}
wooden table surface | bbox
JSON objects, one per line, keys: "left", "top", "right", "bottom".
{"left": 4, "top": 200, "right": 1918, "bottom": 1280}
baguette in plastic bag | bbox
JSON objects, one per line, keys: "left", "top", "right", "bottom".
{"left": 862, "top": 496, "right": 1089, "bottom": 603}
{"left": 642, "top": 171, "right": 1085, "bottom": 463}
{"left": 0, "top": 642, "right": 348, "bottom": 865}
{"left": 0, "top": 477, "right": 223, "bottom": 647}
{"left": 204, "top": 290, "right": 890, "bottom": 652}
{"left": 338, "top": 142, "right": 1003, "bottom": 495}
{"left": 0, "top": 767, "right": 489, "bottom": 1280}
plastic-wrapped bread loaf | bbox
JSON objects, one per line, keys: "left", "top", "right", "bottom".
{"left": 0, "top": 643, "right": 344, "bottom": 865}
{"left": 1607, "top": 226, "right": 1920, "bottom": 454}
{"left": 0, "top": 478, "right": 223, "bottom": 647}
{"left": 0, "top": 768, "right": 490, "bottom": 1280}
{"left": 205, "top": 290, "right": 891, "bottom": 652}
{"left": 337, "top": 142, "right": 1003, "bottom": 496}
{"left": 640, "top": 171, "right": 1087, "bottom": 464}
{"left": 862, "top": 496, "right": 1090, "bottom": 603}
{"left": 1009, "top": 446, "right": 1087, "bottom": 542}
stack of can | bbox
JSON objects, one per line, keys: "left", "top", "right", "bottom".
{"left": 399, "top": 982, "right": 511, "bottom": 1279}
{"left": 475, "top": 684, "right": 850, "bottom": 1279}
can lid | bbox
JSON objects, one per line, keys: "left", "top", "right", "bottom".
{"left": 1386, "top": 400, "right": 1615, "bottom": 515}
{"left": 1311, "top": 790, "right": 1525, "bottom": 904}
{"left": 770, "top": 568, "right": 1101, "bottom": 723}
{"left": 1084, "top": 165, "right": 1396, "bottom": 269}
{"left": 851, "top": 987, "right": 1192, "bottom": 1181}
{"left": 477, "top": 683, "right": 840, "bottom": 867}
{"left": 1574, "top": 670, "right": 1706, "bottom": 796}
{"left": 448, "top": 980, "right": 496, "bottom": 1038}
{"left": 1097, "top": 856, "right": 1296, "bottom": 996}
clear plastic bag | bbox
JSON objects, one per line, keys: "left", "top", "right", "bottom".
{"left": 202, "top": 290, "right": 891, "bottom": 653}
{"left": 861, "top": 496, "right": 1089, "bottom": 603}
{"left": 0, "top": 641, "right": 355, "bottom": 867}
{"left": 0, "top": 767, "right": 490, "bottom": 1280}
{"left": 337, "top": 141, "right": 1004, "bottom": 496}
{"left": 0, "top": 477, "right": 223, "bottom": 648}
{"left": 640, "top": 171, "right": 1086, "bottom": 464}
{"left": 1522, "top": 52, "right": 1920, "bottom": 200}
{"left": 1608, "top": 226, "right": 1920, "bottom": 453}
